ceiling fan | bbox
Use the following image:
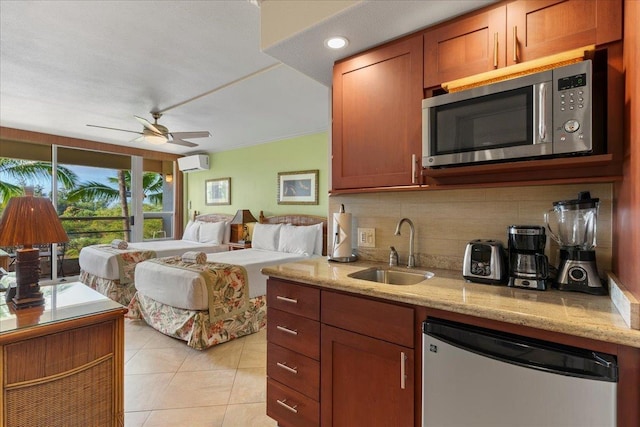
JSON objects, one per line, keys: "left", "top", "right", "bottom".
{"left": 87, "top": 112, "right": 211, "bottom": 147}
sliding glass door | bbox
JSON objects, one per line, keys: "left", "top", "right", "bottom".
{"left": 0, "top": 142, "right": 177, "bottom": 279}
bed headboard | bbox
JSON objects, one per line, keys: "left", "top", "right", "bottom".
{"left": 193, "top": 212, "right": 235, "bottom": 223}
{"left": 258, "top": 210, "right": 329, "bottom": 256}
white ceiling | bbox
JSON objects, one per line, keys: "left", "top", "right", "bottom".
{"left": 0, "top": 0, "right": 493, "bottom": 156}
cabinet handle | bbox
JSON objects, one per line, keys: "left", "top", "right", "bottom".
{"left": 276, "top": 295, "right": 298, "bottom": 304}
{"left": 411, "top": 154, "right": 417, "bottom": 184}
{"left": 276, "top": 398, "right": 299, "bottom": 413}
{"left": 400, "top": 351, "right": 407, "bottom": 390}
{"left": 276, "top": 362, "right": 299, "bottom": 374}
{"left": 276, "top": 325, "right": 298, "bottom": 335}
{"left": 493, "top": 32, "right": 498, "bottom": 68}
{"left": 513, "top": 26, "right": 518, "bottom": 63}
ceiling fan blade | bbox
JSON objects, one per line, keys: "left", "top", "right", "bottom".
{"left": 86, "top": 124, "right": 142, "bottom": 135}
{"left": 170, "top": 131, "right": 211, "bottom": 140}
{"left": 168, "top": 138, "right": 199, "bottom": 148}
{"left": 130, "top": 135, "right": 146, "bottom": 143}
{"left": 134, "top": 115, "right": 162, "bottom": 134}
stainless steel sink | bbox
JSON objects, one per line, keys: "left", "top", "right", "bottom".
{"left": 348, "top": 267, "right": 434, "bottom": 285}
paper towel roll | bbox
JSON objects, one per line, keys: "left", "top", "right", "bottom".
{"left": 332, "top": 212, "right": 353, "bottom": 258}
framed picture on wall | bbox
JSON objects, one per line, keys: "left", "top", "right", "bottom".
{"left": 205, "top": 177, "right": 231, "bottom": 205}
{"left": 277, "top": 170, "right": 319, "bottom": 205}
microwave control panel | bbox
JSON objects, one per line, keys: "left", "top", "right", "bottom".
{"left": 553, "top": 61, "right": 591, "bottom": 155}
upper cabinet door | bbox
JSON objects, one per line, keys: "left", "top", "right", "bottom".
{"left": 506, "top": 0, "right": 622, "bottom": 65}
{"left": 423, "top": 6, "right": 506, "bottom": 89}
{"left": 332, "top": 34, "right": 423, "bottom": 191}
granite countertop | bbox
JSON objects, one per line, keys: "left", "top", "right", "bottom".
{"left": 262, "top": 257, "right": 640, "bottom": 349}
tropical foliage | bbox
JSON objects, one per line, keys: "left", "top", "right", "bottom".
{"left": 0, "top": 158, "right": 77, "bottom": 204}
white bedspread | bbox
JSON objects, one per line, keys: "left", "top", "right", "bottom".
{"left": 79, "top": 240, "right": 228, "bottom": 280}
{"left": 134, "top": 249, "right": 316, "bottom": 310}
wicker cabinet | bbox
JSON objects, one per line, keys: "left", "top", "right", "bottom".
{"left": 0, "top": 283, "right": 127, "bottom": 427}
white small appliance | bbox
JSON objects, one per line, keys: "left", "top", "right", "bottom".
{"left": 177, "top": 154, "right": 210, "bottom": 172}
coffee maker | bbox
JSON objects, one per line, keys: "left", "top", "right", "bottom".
{"left": 545, "top": 191, "right": 606, "bottom": 295}
{"left": 507, "top": 225, "right": 550, "bottom": 290}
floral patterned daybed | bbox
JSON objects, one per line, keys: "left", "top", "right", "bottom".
{"left": 127, "top": 256, "right": 267, "bottom": 350}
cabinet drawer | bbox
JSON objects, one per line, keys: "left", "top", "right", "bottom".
{"left": 267, "top": 342, "right": 320, "bottom": 401}
{"left": 267, "top": 378, "right": 319, "bottom": 427}
{"left": 267, "top": 279, "right": 320, "bottom": 320}
{"left": 267, "top": 308, "right": 320, "bottom": 360}
{"left": 321, "top": 291, "right": 414, "bottom": 348}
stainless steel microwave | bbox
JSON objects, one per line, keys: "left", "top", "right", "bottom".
{"left": 422, "top": 60, "right": 593, "bottom": 168}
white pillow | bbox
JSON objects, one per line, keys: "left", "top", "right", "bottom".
{"left": 223, "top": 221, "right": 231, "bottom": 243}
{"left": 310, "top": 223, "right": 324, "bottom": 255}
{"left": 251, "top": 223, "right": 282, "bottom": 251}
{"left": 278, "top": 225, "right": 317, "bottom": 256}
{"left": 198, "top": 221, "right": 226, "bottom": 244}
{"left": 182, "top": 220, "right": 200, "bottom": 242}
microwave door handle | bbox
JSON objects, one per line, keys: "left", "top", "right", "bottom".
{"left": 536, "top": 82, "right": 552, "bottom": 144}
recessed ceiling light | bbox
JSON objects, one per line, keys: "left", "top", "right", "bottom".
{"left": 325, "top": 36, "right": 349, "bottom": 49}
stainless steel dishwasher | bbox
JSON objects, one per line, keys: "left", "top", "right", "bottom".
{"left": 422, "top": 318, "right": 618, "bottom": 427}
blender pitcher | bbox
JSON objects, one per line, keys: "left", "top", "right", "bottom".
{"left": 545, "top": 191, "right": 599, "bottom": 250}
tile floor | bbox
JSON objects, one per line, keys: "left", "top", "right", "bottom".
{"left": 124, "top": 319, "right": 278, "bottom": 427}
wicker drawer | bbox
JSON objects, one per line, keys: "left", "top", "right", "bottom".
{"left": 321, "top": 290, "right": 414, "bottom": 348}
{"left": 267, "top": 378, "right": 319, "bottom": 427}
{"left": 267, "top": 342, "right": 320, "bottom": 400}
{"left": 268, "top": 308, "right": 320, "bottom": 360}
{"left": 267, "top": 279, "right": 320, "bottom": 320}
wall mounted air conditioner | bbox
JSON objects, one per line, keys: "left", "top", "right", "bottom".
{"left": 177, "top": 154, "right": 210, "bottom": 172}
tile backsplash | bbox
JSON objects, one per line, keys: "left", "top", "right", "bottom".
{"left": 329, "top": 183, "right": 613, "bottom": 275}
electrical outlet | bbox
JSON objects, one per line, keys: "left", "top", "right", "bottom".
{"left": 357, "top": 227, "right": 376, "bottom": 248}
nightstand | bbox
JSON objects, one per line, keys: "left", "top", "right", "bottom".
{"left": 228, "top": 241, "right": 252, "bottom": 250}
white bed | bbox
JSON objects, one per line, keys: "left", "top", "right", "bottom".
{"left": 134, "top": 248, "right": 316, "bottom": 309}
{"left": 79, "top": 239, "right": 229, "bottom": 281}
{"left": 79, "top": 213, "right": 234, "bottom": 305}
{"left": 127, "top": 212, "right": 328, "bottom": 350}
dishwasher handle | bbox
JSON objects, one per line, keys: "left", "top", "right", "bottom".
{"left": 424, "top": 318, "right": 618, "bottom": 382}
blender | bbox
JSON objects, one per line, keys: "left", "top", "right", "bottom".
{"left": 545, "top": 191, "right": 606, "bottom": 295}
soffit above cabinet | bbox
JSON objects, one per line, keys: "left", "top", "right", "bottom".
{"left": 261, "top": 0, "right": 497, "bottom": 87}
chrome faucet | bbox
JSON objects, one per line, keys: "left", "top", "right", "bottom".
{"left": 394, "top": 218, "right": 416, "bottom": 268}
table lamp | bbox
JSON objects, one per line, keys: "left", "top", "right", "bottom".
{"left": 0, "top": 192, "right": 69, "bottom": 309}
{"left": 230, "top": 209, "right": 257, "bottom": 243}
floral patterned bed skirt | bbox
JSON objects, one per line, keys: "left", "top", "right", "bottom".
{"left": 79, "top": 270, "right": 136, "bottom": 306}
{"left": 126, "top": 292, "right": 267, "bottom": 350}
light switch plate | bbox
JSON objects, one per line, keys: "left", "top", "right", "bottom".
{"left": 357, "top": 227, "right": 376, "bottom": 248}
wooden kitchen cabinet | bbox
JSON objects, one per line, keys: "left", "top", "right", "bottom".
{"left": 423, "top": 5, "right": 506, "bottom": 89}
{"left": 320, "top": 291, "right": 415, "bottom": 427}
{"left": 321, "top": 325, "right": 414, "bottom": 427}
{"left": 266, "top": 278, "right": 416, "bottom": 426}
{"left": 266, "top": 279, "right": 321, "bottom": 426}
{"left": 423, "top": 0, "right": 622, "bottom": 89}
{"left": 332, "top": 34, "right": 423, "bottom": 191}
{"left": 506, "top": 0, "right": 622, "bottom": 66}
